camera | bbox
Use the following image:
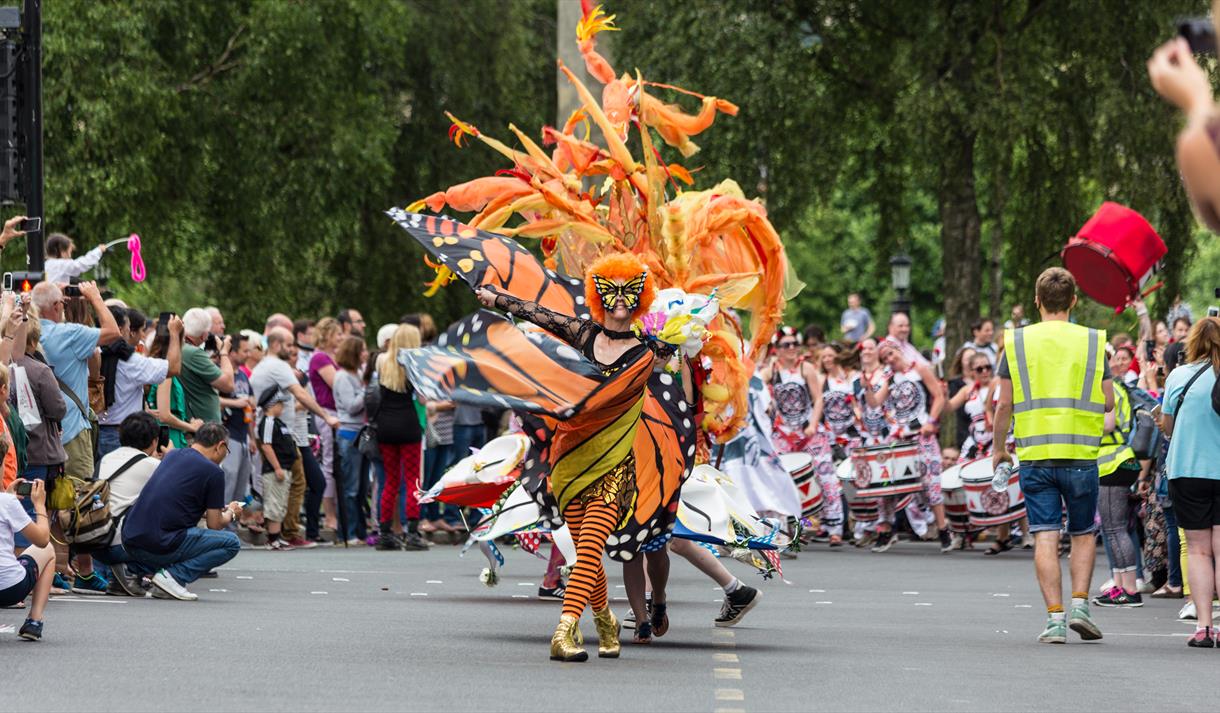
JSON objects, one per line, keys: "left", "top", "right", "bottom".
{"left": 204, "top": 334, "right": 219, "bottom": 353}
{"left": 63, "top": 285, "right": 81, "bottom": 297}
{"left": 14, "top": 480, "right": 32, "bottom": 497}
{"left": 1179, "top": 17, "right": 1216, "bottom": 55}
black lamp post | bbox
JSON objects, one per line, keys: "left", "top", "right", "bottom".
{"left": 890, "top": 252, "right": 912, "bottom": 315}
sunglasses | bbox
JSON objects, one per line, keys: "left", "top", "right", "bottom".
{"left": 973, "top": 365, "right": 992, "bottom": 373}
{"left": 778, "top": 342, "right": 798, "bottom": 349}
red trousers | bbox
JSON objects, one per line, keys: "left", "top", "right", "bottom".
{"left": 379, "top": 441, "right": 422, "bottom": 523}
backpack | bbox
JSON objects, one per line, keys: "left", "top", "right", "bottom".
{"left": 1125, "top": 386, "right": 1161, "bottom": 460}
{"left": 56, "top": 453, "right": 148, "bottom": 547}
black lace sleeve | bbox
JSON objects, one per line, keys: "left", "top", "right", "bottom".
{"left": 491, "top": 291, "right": 598, "bottom": 349}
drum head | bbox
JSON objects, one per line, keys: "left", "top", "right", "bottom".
{"left": 779, "top": 452, "right": 814, "bottom": 477}
{"left": 1062, "top": 242, "right": 1133, "bottom": 308}
{"left": 958, "top": 457, "right": 997, "bottom": 484}
{"left": 940, "top": 463, "right": 963, "bottom": 490}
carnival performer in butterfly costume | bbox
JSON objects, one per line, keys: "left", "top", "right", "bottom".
{"left": 387, "top": 3, "right": 798, "bottom": 662}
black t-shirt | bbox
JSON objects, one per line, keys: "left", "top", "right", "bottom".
{"left": 258, "top": 415, "right": 298, "bottom": 473}
{"left": 122, "top": 448, "right": 224, "bottom": 554}
{"left": 223, "top": 370, "right": 253, "bottom": 443}
{"left": 374, "top": 384, "right": 422, "bottom": 444}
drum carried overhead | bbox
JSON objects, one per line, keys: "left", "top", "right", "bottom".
{"left": 780, "top": 452, "right": 823, "bottom": 517}
{"left": 961, "top": 457, "right": 1025, "bottom": 528}
{"left": 850, "top": 441, "right": 923, "bottom": 498}
{"left": 1061, "top": 202, "right": 1166, "bottom": 310}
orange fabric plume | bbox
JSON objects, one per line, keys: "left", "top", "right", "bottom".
{"left": 585, "top": 253, "right": 655, "bottom": 323}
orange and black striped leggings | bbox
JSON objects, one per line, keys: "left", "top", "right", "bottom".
{"left": 560, "top": 496, "right": 620, "bottom": 619}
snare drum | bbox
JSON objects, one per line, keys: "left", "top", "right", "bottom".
{"left": 780, "top": 452, "right": 823, "bottom": 517}
{"left": 850, "top": 441, "right": 923, "bottom": 498}
{"left": 961, "top": 458, "right": 1025, "bottom": 528}
{"left": 939, "top": 464, "right": 971, "bottom": 534}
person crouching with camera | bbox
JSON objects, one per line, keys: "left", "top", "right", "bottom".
{"left": 1, "top": 474, "right": 55, "bottom": 641}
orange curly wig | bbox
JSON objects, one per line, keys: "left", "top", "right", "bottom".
{"left": 585, "top": 253, "right": 656, "bottom": 323}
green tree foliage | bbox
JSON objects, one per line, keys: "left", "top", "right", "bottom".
{"left": 14, "top": 0, "right": 557, "bottom": 329}
{"left": 613, "top": 0, "right": 1207, "bottom": 351}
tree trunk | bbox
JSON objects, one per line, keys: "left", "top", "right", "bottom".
{"left": 989, "top": 148, "right": 1009, "bottom": 320}
{"left": 939, "top": 123, "right": 983, "bottom": 365}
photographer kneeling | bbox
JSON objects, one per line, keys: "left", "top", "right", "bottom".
{"left": 1, "top": 477, "right": 54, "bottom": 641}
{"left": 121, "top": 422, "right": 242, "bottom": 601}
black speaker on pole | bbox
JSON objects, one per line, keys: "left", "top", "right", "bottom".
{"left": 0, "top": 0, "right": 40, "bottom": 271}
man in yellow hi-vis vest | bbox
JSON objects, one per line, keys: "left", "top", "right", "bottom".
{"left": 994, "top": 268, "right": 1115, "bottom": 645}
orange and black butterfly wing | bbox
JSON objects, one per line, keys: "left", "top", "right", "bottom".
{"left": 605, "top": 372, "right": 698, "bottom": 561}
{"left": 401, "top": 309, "right": 626, "bottom": 418}
{"left": 387, "top": 209, "right": 590, "bottom": 320}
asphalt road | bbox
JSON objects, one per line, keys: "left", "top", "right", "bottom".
{"left": 2, "top": 537, "right": 1212, "bottom": 713}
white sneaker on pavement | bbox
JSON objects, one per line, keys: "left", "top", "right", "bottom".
{"left": 151, "top": 570, "right": 198, "bottom": 601}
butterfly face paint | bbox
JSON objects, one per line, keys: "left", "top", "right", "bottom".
{"left": 591, "top": 272, "right": 648, "bottom": 312}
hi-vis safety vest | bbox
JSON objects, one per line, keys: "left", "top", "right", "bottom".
{"left": 1097, "top": 382, "right": 1136, "bottom": 477}
{"left": 1004, "top": 321, "right": 1107, "bottom": 462}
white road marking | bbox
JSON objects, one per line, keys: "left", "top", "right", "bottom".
{"left": 331, "top": 577, "right": 350, "bottom": 582}
{"left": 914, "top": 602, "right": 933, "bottom": 606}
{"left": 426, "top": 580, "right": 443, "bottom": 584}
{"left": 311, "top": 591, "right": 328, "bottom": 595}
{"left": 713, "top": 653, "right": 739, "bottom": 663}
{"left": 809, "top": 588, "right": 826, "bottom": 593}
{"left": 815, "top": 601, "right": 833, "bottom": 604}
{"left": 410, "top": 592, "right": 428, "bottom": 597}
{"left": 511, "top": 595, "right": 528, "bottom": 599}
{"left": 1109, "top": 632, "right": 1189, "bottom": 638}
{"left": 714, "top": 709, "right": 746, "bottom": 713}
{"left": 516, "top": 582, "right": 534, "bottom": 587}
{"left": 1014, "top": 604, "right": 1032, "bottom": 608}
{"left": 49, "top": 597, "right": 127, "bottom": 604}
{"left": 208, "top": 589, "right": 229, "bottom": 593}
{"left": 903, "top": 591, "right": 919, "bottom": 595}
{"left": 991, "top": 593, "right": 1009, "bottom": 597}
{"left": 236, "top": 576, "right": 254, "bottom": 580}
{"left": 715, "top": 689, "right": 745, "bottom": 702}
{"left": 714, "top": 668, "right": 742, "bottom": 680}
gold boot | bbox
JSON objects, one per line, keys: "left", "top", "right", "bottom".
{"left": 592, "top": 607, "right": 621, "bottom": 659}
{"left": 549, "top": 614, "right": 588, "bottom": 662}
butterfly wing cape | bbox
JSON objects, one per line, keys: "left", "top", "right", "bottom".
{"left": 392, "top": 213, "right": 695, "bottom": 559}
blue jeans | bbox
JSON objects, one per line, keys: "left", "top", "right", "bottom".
{"left": 451, "top": 424, "right": 486, "bottom": 464}
{"left": 124, "top": 528, "right": 241, "bottom": 586}
{"left": 1165, "top": 505, "right": 1183, "bottom": 587}
{"left": 1019, "top": 463, "right": 1099, "bottom": 535}
{"left": 97, "top": 426, "right": 122, "bottom": 459}
{"left": 335, "top": 430, "right": 368, "bottom": 541}
{"left": 422, "top": 443, "right": 460, "bottom": 524}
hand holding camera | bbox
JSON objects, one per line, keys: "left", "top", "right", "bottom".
{"left": 1148, "top": 36, "right": 1213, "bottom": 119}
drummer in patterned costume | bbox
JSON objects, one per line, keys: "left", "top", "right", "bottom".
{"left": 761, "top": 326, "right": 845, "bottom": 544}
{"left": 873, "top": 340, "right": 952, "bottom": 552}
{"left": 852, "top": 337, "right": 894, "bottom": 546}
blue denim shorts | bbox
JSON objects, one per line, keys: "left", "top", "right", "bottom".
{"left": 1018, "top": 463, "right": 1100, "bottom": 535}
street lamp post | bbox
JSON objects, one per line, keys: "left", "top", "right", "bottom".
{"left": 890, "top": 252, "right": 912, "bottom": 315}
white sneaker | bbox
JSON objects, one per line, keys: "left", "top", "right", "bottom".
{"left": 1179, "top": 600, "right": 1196, "bottom": 620}
{"left": 151, "top": 570, "right": 198, "bottom": 601}
{"left": 1136, "top": 578, "right": 1154, "bottom": 594}
{"left": 1098, "top": 578, "right": 1115, "bottom": 595}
